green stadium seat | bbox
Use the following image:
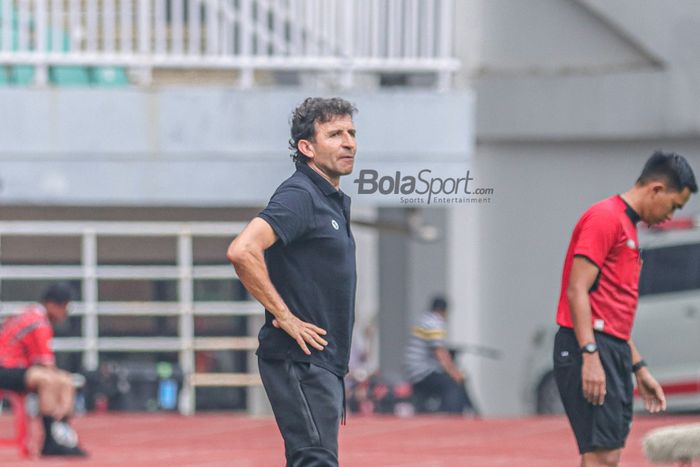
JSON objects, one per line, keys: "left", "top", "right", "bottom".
{"left": 10, "top": 65, "right": 34, "bottom": 85}
{"left": 0, "top": 66, "right": 9, "bottom": 85}
{"left": 3, "top": 10, "right": 99, "bottom": 87}
{"left": 49, "top": 66, "right": 91, "bottom": 86}
{"left": 46, "top": 29, "right": 91, "bottom": 86}
{"left": 7, "top": 15, "right": 33, "bottom": 85}
{"left": 91, "top": 66, "right": 129, "bottom": 86}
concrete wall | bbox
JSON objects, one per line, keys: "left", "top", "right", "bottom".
{"left": 476, "top": 0, "right": 652, "bottom": 74}
{"left": 0, "top": 89, "right": 473, "bottom": 207}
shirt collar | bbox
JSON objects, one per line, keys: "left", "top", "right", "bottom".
{"left": 296, "top": 163, "right": 342, "bottom": 197}
{"left": 618, "top": 195, "right": 641, "bottom": 224}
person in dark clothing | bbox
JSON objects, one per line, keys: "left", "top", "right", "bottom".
{"left": 404, "top": 296, "right": 473, "bottom": 414}
{"left": 228, "top": 97, "right": 358, "bottom": 467}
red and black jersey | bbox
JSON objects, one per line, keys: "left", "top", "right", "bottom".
{"left": 0, "top": 304, "right": 55, "bottom": 368}
{"left": 556, "top": 195, "right": 642, "bottom": 341}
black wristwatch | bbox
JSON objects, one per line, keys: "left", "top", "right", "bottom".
{"left": 580, "top": 342, "right": 598, "bottom": 354}
{"left": 632, "top": 360, "right": 647, "bottom": 373}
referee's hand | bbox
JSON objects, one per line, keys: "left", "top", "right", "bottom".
{"left": 272, "top": 314, "right": 328, "bottom": 355}
{"left": 635, "top": 368, "right": 666, "bottom": 413}
{"left": 582, "top": 354, "right": 606, "bottom": 405}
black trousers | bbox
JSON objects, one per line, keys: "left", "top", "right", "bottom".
{"left": 258, "top": 357, "right": 343, "bottom": 467}
{"left": 412, "top": 371, "right": 471, "bottom": 414}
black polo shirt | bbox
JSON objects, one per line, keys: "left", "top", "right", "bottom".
{"left": 256, "top": 163, "right": 357, "bottom": 377}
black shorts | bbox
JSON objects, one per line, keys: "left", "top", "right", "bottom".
{"left": 553, "top": 327, "right": 633, "bottom": 454}
{"left": 0, "top": 367, "right": 28, "bottom": 392}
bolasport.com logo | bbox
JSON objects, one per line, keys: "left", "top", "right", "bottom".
{"left": 353, "top": 169, "right": 494, "bottom": 205}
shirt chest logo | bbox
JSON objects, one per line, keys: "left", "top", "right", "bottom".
{"left": 626, "top": 239, "right": 636, "bottom": 250}
{"left": 331, "top": 219, "right": 339, "bottom": 230}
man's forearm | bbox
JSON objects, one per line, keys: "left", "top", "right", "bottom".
{"left": 231, "top": 248, "right": 292, "bottom": 321}
{"left": 435, "top": 347, "right": 462, "bottom": 381}
{"left": 629, "top": 340, "right": 643, "bottom": 365}
{"left": 568, "top": 286, "right": 596, "bottom": 347}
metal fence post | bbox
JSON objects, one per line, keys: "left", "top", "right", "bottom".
{"left": 178, "top": 230, "right": 195, "bottom": 415}
{"left": 246, "top": 313, "right": 270, "bottom": 416}
{"left": 82, "top": 230, "right": 99, "bottom": 371}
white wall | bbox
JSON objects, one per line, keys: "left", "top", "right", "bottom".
{"left": 476, "top": 0, "right": 651, "bottom": 74}
{"left": 0, "top": 89, "right": 473, "bottom": 207}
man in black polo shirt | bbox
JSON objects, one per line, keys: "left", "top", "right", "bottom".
{"left": 227, "top": 97, "right": 357, "bottom": 467}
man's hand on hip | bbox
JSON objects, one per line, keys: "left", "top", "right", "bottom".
{"left": 272, "top": 315, "right": 328, "bottom": 355}
{"left": 582, "top": 353, "right": 606, "bottom": 405}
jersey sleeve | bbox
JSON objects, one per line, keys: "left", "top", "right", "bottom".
{"left": 258, "top": 186, "right": 314, "bottom": 246}
{"left": 573, "top": 209, "right": 620, "bottom": 269}
{"left": 412, "top": 314, "right": 446, "bottom": 348}
{"left": 24, "top": 321, "right": 56, "bottom": 366}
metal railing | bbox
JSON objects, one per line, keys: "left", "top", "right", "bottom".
{"left": 0, "top": 0, "right": 459, "bottom": 88}
{"left": 0, "top": 221, "right": 261, "bottom": 415}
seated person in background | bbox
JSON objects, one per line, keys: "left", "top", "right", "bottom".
{"left": 0, "top": 283, "right": 87, "bottom": 457}
{"left": 404, "top": 296, "right": 471, "bottom": 414}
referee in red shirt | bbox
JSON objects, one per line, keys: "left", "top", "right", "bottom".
{"left": 555, "top": 151, "right": 697, "bottom": 466}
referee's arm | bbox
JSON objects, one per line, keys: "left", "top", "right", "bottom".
{"left": 629, "top": 340, "right": 666, "bottom": 413}
{"left": 566, "top": 256, "right": 606, "bottom": 406}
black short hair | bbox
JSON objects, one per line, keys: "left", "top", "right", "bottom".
{"left": 41, "top": 282, "right": 74, "bottom": 304}
{"left": 431, "top": 296, "right": 448, "bottom": 312}
{"left": 637, "top": 151, "right": 698, "bottom": 193}
{"left": 289, "top": 97, "right": 357, "bottom": 165}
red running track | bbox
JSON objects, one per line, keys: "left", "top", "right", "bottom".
{"left": 0, "top": 412, "right": 697, "bottom": 466}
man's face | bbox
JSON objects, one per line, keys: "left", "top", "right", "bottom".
{"left": 304, "top": 115, "right": 356, "bottom": 182}
{"left": 644, "top": 184, "right": 691, "bottom": 225}
{"left": 45, "top": 301, "right": 69, "bottom": 323}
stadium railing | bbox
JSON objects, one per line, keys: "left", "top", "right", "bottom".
{"left": 0, "top": 221, "right": 262, "bottom": 415}
{"left": 0, "top": 0, "right": 459, "bottom": 88}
